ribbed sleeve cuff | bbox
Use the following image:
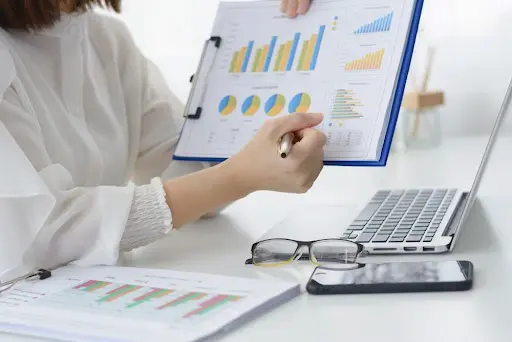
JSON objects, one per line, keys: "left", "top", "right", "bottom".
{"left": 120, "top": 177, "right": 172, "bottom": 251}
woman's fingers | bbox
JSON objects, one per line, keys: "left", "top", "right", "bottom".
{"left": 280, "top": 0, "right": 312, "bottom": 17}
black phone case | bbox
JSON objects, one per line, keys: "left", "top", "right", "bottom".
{"left": 306, "top": 261, "right": 473, "bottom": 295}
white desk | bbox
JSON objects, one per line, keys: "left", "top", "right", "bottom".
{"left": 6, "top": 135, "right": 512, "bottom": 342}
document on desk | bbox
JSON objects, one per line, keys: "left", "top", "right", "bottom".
{"left": 0, "top": 265, "right": 299, "bottom": 342}
{"left": 174, "top": 0, "right": 423, "bottom": 166}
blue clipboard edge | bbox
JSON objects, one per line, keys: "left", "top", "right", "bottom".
{"left": 173, "top": 0, "right": 424, "bottom": 167}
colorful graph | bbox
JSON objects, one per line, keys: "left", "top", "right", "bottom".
{"left": 265, "top": 94, "right": 286, "bottom": 116}
{"left": 330, "top": 89, "right": 364, "bottom": 120}
{"left": 273, "top": 32, "right": 302, "bottom": 72}
{"left": 183, "top": 295, "right": 241, "bottom": 318}
{"left": 289, "top": 93, "right": 311, "bottom": 113}
{"left": 242, "top": 95, "right": 261, "bottom": 116}
{"left": 354, "top": 12, "right": 394, "bottom": 34}
{"left": 230, "top": 25, "right": 325, "bottom": 73}
{"left": 296, "top": 25, "right": 325, "bottom": 71}
{"left": 345, "top": 49, "right": 385, "bottom": 71}
{"left": 218, "top": 95, "right": 237, "bottom": 116}
{"left": 34, "top": 280, "right": 246, "bottom": 324}
{"left": 229, "top": 40, "right": 254, "bottom": 73}
{"left": 249, "top": 36, "right": 278, "bottom": 72}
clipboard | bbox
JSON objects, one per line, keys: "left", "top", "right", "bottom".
{"left": 174, "top": 0, "right": 425, "bottom": 167}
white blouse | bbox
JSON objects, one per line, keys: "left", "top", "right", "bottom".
{"left": 0, "top": 11, "right": 207, "bottom": 281}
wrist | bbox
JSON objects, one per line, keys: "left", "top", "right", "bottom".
{"left": 214, "top": 159, "right": 255, "bottom": 200}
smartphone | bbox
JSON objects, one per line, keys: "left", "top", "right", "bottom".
{"left": 306, "top": 260, "right": 473, "bottom": 295}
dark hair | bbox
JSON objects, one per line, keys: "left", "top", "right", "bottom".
{"left": 0, "top": 0, "right": 121, "bottom": 31}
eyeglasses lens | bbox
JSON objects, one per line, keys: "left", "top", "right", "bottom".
{"left": 252, "top": 240, "right": 299, "bottom": 265}
{"left": 311, "top": 240, "right": 359, "bottom": 269}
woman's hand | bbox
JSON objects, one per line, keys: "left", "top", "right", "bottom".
{"left": 280, "top": 0, "right": 312, "bottom": 18}
{"left": 227, "top": 112, "right": 325, "bottom": 194}
{"left": 164, "top": 113, "right": 325, "bottom": 228}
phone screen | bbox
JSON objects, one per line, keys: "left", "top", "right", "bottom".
{"left": 311, "top": 261, "right": 469, "bottom": 286}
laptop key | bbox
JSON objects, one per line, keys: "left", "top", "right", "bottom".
{"left": 352, "top": 220, "right": 368, "bottom": 225}
{"left": 357, "top": 233, "right": 375, "bottom": 243}
{"left": 372, "top": 235, "right": 390, "bottom": 242}
{"left": 354, "top": 203, "right": 381, "bottom": 221}
{"left": 423, "top": 237, "right": 433, "bottom": 242}
{"left": 406, "top": 235, "right": 422, "bottom": 242}
{"left": 392, "top": 234, "right": 407, "bottom": 239}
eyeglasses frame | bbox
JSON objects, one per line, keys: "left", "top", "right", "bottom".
{"left": 245, "top": 238, "right": 367, "bottom": 267}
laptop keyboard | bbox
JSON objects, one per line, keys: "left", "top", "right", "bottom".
{"left": 342, "top": 189, "right": 457, "bottom": 244}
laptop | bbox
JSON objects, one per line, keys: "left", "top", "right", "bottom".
{"left": 342, "top": 77, "right": 512, "bottom": 254}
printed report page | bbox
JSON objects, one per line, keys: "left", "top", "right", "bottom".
{"left": 175, "top": 0, "right": 415, "bottom": 161}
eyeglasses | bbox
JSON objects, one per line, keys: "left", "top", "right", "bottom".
{"left": 0, "top": 269, "right": 52, "bottom": 295}
{"left": 245, "top": 238, "right": 367, "bottom": 269}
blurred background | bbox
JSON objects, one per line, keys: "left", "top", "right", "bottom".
{"left": 105, "top": 0, "right": 512, "bottom": 141}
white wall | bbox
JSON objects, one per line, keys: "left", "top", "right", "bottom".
{"left": 116, "top": 0, "right": 512, "bottom": 138}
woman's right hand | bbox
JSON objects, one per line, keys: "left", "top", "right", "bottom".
{"left": 226, "top": 113, "right": 326, "bottom": 194}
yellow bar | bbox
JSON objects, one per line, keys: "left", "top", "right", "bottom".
{"left": 235, "top": 46, "right": 246, "bottom": 73}
{"left": 274, "top": 44, "right": 285, "bottom": 71}
{"left": 257, "top": 44, "right": 269, "bottom": 72}
{"left": 280, "top": 41, "right": 292, "bottom": 71}
{"left": 303, "top": 34, "right": 317, "bottom": 71}
{"left": 229, "top": 51, "right": 239, "bottom": 72}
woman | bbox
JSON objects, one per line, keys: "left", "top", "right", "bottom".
{"left": 0, "top": 0, "right": 317, "bottom": 279}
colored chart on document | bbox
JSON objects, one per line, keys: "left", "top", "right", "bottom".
{"left": 177, "top": 0, "right": 412, "bottom": 159}
{"left": 29, "top": 279, "right": 246, "bottom": 327}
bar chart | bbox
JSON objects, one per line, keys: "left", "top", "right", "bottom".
{"left": 296, "top": 25, "right": 325, "bottom": 71}
{"left": 329, "top": 89, "right": 364, "bottom": 122}
{"left": 354, "top": 12, "right": 394, "bottom": 34}
{"left": 345, "top": 48, "right": 385, "bottom": 71}
{"left": 228, "top": 25, "right": 325, "bottom": 74}
{"left": 31, "top": 279, "right": 246, "bottom": 325}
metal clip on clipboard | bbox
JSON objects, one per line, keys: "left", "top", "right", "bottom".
{"left": 184, "top": 36, "right": 222, "bottom": 120}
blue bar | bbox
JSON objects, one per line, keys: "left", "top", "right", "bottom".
{"left": 286, "top": 33, "right": 301, "bottom": 71}
{"left": 264, "top": 36, "right": 277, "bottom": 72}
{"left": 241, "top": 41, "right": 254, "bottom": 72}
{"left": 310, "top": 25, "right": 325, "bottom": 70}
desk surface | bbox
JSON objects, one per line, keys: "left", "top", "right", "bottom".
{"left": 6, "top": 135, "right": 512, "bottom": 342}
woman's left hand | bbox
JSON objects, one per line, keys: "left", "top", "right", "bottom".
{"left": 280, "top": 0, "right": 312, "bottom": 17}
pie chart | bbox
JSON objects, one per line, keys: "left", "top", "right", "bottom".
{"left": 218, "top": 95, "right": 237, "bottom": 116}
{"left": 288, "top": 92, "right": 311, "bottom": 113}
{"left": 264, "top": 94, "right": 286, "bottom": 116}
{"left": 242, "top": 95, "right": 261, "bottom": 116}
